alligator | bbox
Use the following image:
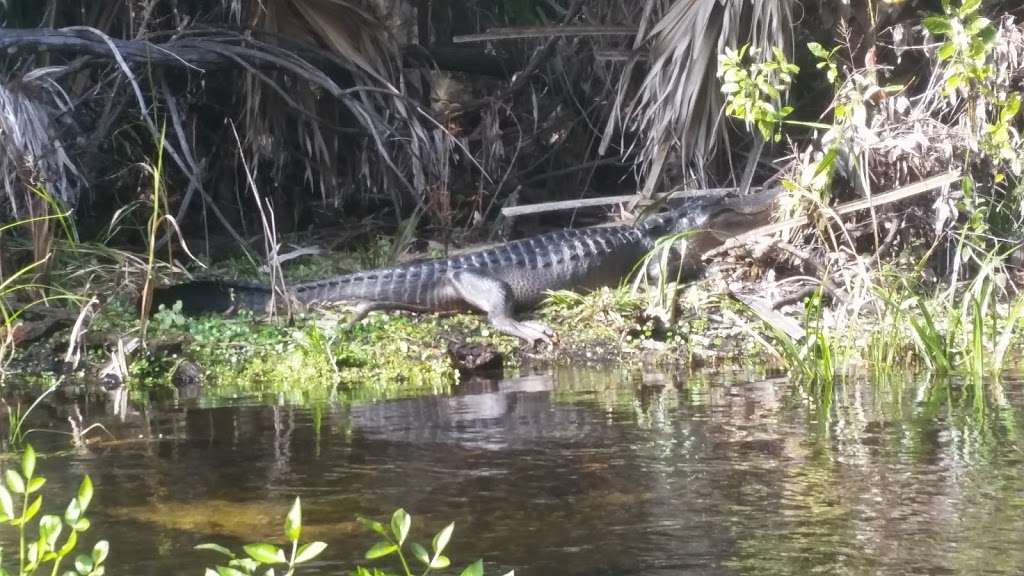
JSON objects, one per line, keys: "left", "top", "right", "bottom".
{"left": 152, "top": 188, "right": 779, "bottom": 344}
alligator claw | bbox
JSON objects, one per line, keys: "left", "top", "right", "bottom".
{"left": 507, "top": 320, "right": 556, "bottom": 347}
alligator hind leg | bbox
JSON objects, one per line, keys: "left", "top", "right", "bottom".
{"left": 447, "top": 270, "right": 555, "bottom": 346}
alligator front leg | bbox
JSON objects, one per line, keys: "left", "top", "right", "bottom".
{"left": 447, "top": 270, "right": 555, "bottom": 346}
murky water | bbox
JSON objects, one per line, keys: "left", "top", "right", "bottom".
{"left": 15, "top": 367, "right": 1024, "bottom": 575}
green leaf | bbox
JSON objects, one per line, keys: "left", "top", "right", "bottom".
{"left": 40, "top": 515, "right": 62, "bottom": 548}
{"left": 92, "top": 540, "right": 109, "bottom": 565}
{"left": 1002, "top": 96, "right": 1021, "bottom": 121}
{"left": 294, "top": 541, "right": 327, "bottom": 564}
{"left": 807, "top": 42, "right": 827, "bottom": 59}
{"left": 205, "top": 570, "right": 220, "bottom": 576}
{"left": 74, "top": 554, "right": 94, "bottom": 574}
{"left": 979, "top": 26, "right": 997, "bottom": 45}
{"left": 937, "top": 42, "right": 957, "bottom": 61}
{"left": 720, "top": 82, "right": 741, "bottom": 94}
{"left": 365, "top": 542, "right": 398, "bottom": 559}
{"left": 245, "top": 543, "right": 286, "bottom": 564}
{"left": 390, "top": 509, "right": 411, "bottom": 545}
{"left": 23, "top": 494, "right": 42, "bottom": 524}
{"left": 65, "top": 498, "right": 82, "bottom": 525}
{"left": 959, "top": 0, "right": 981, "bottom": 16}
{"left": 723, "top": 68, "right": 743, "bottom": 83}
{"left": 356, "top": 517, "right": 388, "bottom": 537}
{"left": 945, "top": 73, "right": 963, "bottom": 92}
{"left": 27, "top": 477, "right": 46, "bottom": 494}
{"left": 195, "top": 543, "right": 236, "bottom": 559}
{"left": 73, "top": 518, "right": 90, "bottom": 532}
{"left": 78, "top": 477, "right": 93, "bottom": 512}
{"left": 923, "top": 16, "right": 952, "bottom": 35}
{"left": 460, "top": 560, "right": 484, "bottom": 576}
{"left": 432, "top": 522, "right": 454, "bottom": 555}
{"left": 215, "top": 567, "right": 249, "bottom": 576}
{"left": 0, "top": 485, "right": 14, "bottom": 519}
{"left": 967, "top": 16, "right": 991, "bottom": 35}
{"left": 59, "top": 527, "right": 78, "bottom": 556}
{"left": 284, "top": 497, "right": 301, "bottom": 542}
{"left": 22, "top": 445, "right": 36, "bottom": 480}
{"left": 410, "top": 542, "right": 430, "bottom": 566}
{"left": 5, "top": 471, "right": 24, "bottom": 494}
{"left": 230, "top": 558, "right": 260, "bottom": 572}
{"left": 429, "top": 555, "right": 451, "bottom": 569}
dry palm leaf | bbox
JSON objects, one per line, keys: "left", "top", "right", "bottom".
{"left": 609, "top": 0, "right": 794, "bottom": 197}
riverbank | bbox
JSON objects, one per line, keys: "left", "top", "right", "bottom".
{"left": 6, "top": 231, "right": 1023, "bottom": 397}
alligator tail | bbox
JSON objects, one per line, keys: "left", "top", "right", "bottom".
{"left": 150, "top": 280, "right": 274, "bottom": 315}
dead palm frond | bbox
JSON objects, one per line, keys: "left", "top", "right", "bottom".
{"left": 0, "top": 78, "right": 80, "bottom": 220}
{"left": 243, "top": 0, "right": 447, "bottom": 216}
{"left": 607, "top": 0, "right": 795, "bottom": 196}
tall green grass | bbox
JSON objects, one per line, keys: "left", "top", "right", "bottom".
{"left": 0, "top": 192, "right": 80, "bottom": 381}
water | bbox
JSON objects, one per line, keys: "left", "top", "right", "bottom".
{"left": 18, "top": 367, "right": 1024, "bottom": 575}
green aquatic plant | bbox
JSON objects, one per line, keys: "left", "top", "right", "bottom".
{"left": 197, "top": 497, "right": 327, "bottom": 576}
{"left": 197, "top": 501, "right": 510, "bottom": 576}
{"left": 3, "top": 382, "right": 58, "bottom": 449}
{"left": 355, "top": 508, "right": 512, "bottom": 576}
{"left": 740, "top": 286, "right": 843, "bottom": 385}
{"left": 0, "top": 445, "right": 106, "bottom": 576}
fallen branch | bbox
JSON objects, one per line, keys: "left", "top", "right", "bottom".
{"left": 501, "top": 186, "right": 763, "bottom": 218}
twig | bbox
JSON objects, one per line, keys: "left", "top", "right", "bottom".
{"left": 62, "top": 297, "right": 97, "bottom": 371}
{"left": 229, "top": 122, "right": 289, "bottom": 318}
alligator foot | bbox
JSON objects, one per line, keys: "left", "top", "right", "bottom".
{"left": 447, "top": 270, "right": 556, "bottom": 346}
{"left": 491, "top": 318, "right": 555, "bottom": 347}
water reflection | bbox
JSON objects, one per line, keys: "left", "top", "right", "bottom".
{"left": 14, "top": 368, "right": 1024, "bottom": 575}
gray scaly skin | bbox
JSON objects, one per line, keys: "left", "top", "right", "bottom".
{"left": 153, "top": 189, "right": 779, "bottom": 344}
